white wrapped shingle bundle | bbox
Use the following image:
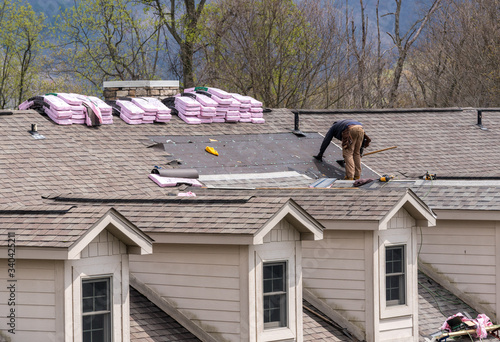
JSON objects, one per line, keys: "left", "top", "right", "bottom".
{"left": 117, "top": 100, "right": 143, "bottom": 124}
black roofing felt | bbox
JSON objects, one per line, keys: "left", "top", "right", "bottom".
{"left": 148, "top": 132, "right": 380, "bottom": 180}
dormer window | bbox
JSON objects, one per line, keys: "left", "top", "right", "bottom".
{"left": 263, "top": 262, "right": 288, "bottom": 329}
{"left": 82, "top": 278, "right": 112, "bottom": 342}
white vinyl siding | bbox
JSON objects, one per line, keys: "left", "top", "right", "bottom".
{"left": 130, "top": 244, "right": 242, "bottom": 341}
{"left": 302, "top": 230, "right": 367, "bottom": 326}
{"left": 418, "top": 220, "right": 497, "bottom": 313}
{"left": 0, "top": 259, "right": 62, "bottom": 341}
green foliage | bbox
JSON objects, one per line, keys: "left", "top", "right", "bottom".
{"left": 50, "top": 0, "right": 164, "bottom": 95}
{"left": 0, "top": 0, "right": 45, "bottom": 108}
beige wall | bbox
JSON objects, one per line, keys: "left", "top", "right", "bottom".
{"left": 130, "top": 243, "right": 243, "bottom": 341}
{"left": 418, "top": 219, "right": 497, "bottom": 318}
{"left": 0, "top": 259, "right": 64, "bottom": 341}
{"left": 303, "top": 208, "right": 419, "bottom": 342}
{"left": 130, "top": 218, "right": 304, "bottom": 342}
{"left": 302, "top": 230, "right": 368, "bottom": 328}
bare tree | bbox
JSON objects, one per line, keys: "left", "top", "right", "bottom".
{"left": 386, "top": 0, "right": 442, "bottom": 107}
{"left": 143, "top": 0, "right": 207, "bottom": 89}
{"left": 197, "top": 0, "right": 343, "bottom": 108}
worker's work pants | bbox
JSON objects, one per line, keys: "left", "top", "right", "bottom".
{"left": 343, "top": 125, "right": 364, "bottom": 180}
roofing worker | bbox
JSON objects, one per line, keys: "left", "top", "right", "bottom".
{"left": 313, "top": 120, "right": 371, "bottom": 180}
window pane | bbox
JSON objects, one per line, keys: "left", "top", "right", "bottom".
{"left": 82, "top": 298, "right": 94, "bottom": 313}
{"left": 264, "top": 279, "right": 272, "bottom": 293}
{"left": 386, "top": 246, "right": 406, "bottom": 306}
{"left": 82, "top": 278, "right": 111, "bottom": 342}
{"left": 263, "top": 262, "right": 287, "bottom": 329}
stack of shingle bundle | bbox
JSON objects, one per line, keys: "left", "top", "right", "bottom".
{"left": 243, "top": 95, "right": 265, "bottom": 124}
{"left": 116, "top": 99, "right": 144, "bottom": 125}
{"left": 142, "top": 97, "right": 171, "bottom": 123}
{"left": 131, "top": 98, "right": 157, "bottom": 124}
{"left": 204, "top": 91, "right": 231, "bottom": 122}
{"left": 205, "top": 88, "right": 238, "bottom": 122}
{"left": 230, "top": 93, "right": 253, "bottom": 123}
{"left": 174, "top": 96, "right": 202, "bottom": 124}
{"left": 187, "top": 92, "right": 218, "bottom": 123}
{"left": 86, "top": 96, "right": 113, "bottom": 124}
{"left": 55, "top": 93, "right": 86, "bottom": 124}
{"left": 43, "top": 95, "right": 73, "bottom": 125}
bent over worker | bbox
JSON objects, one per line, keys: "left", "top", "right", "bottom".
{"left": 313, "top": 120, "right": 371, "bottom": 180}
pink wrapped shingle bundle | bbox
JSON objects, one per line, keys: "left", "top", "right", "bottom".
{"left": 175, "top": 96, "right": 201, "bottom": 118}
{"left": 230, "top": 93, "right": 251, "bottom": 104}
{"left": 117, "top": 100, "right": 143, "bottom": 125}
{"left": 192, "top": 93, "right": 218, "bottom": 107}
{"left": 142, "top": 97, "right": 171, "bottom": 123}
{"left": 226, "top": 110, "right": 240, "bottom": 122}
{"left": 44, "top": 95, "right": 71, "bottom": 112}
{"left": 53, "top": 93, "right": 86, "bottom": 124}
{"left": 87, "top": 96, "right": 113, "bottom": 124}
{"left": 57, "top": 93, "right": 82, "bottom": 106}
{"left": 238, "top": 95, "right": 264, "bottom": 123}
{"left": 43, "top": 106, "right": 73, "bottom": 125}
{"left": 72, "top": 94, "right": 104, "bottom": 126}
{"left": 207, "top": 87, "right": 232, "bottom": 99}
{"left": 43, "top": 95, "right": 73, "bottom": 124}
{"left": 131, "top": 98, "right": 156, "bottom": 124}
{"left": 178, "top": 112, "right": 201, "bottom": 124}
{"left": 228, "top": 98, "right": 241, "bottom": 111}
{"left": 209, "top": 93, "right": 232, "bottom": 106}
{"left": 18, "top": 100, "right": 34, "bottom": 110}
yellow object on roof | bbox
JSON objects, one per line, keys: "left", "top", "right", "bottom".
{"left": 205, "top": 146, "right": 219, "bottom": 156}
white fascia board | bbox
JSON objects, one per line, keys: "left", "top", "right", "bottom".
{"left": 68, "top": 209, "right": 153, "bottom": 259}
{"left": 432, "top": 209, "right": 500, "bottom": 221}
{"left": 253, "top": 200, "right": 324, "bottom": 245}
{"left": 378, "top": 190, "right": 437, "bottom": 230}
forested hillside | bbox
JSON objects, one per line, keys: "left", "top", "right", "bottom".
{"left": 3, "top": 0, "right": 500, "bottom": 110}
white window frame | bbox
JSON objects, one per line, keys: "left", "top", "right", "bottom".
{"left": 385, "top": 245, "right": 406, "bottom": 306}
{"left": 65, "top": 255, "right": 128, "bottom": 342}
{"left": 263, "top": 261, "right": 288, "bottom": 329}
{"left": 82, "top": 277, "right": 112, "bottom": 342}
{"left": 253, "top": 242, "right": 298, "bottom": 342}
{"left": 379, "top": 231, "right": 413, "bottom": 319}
